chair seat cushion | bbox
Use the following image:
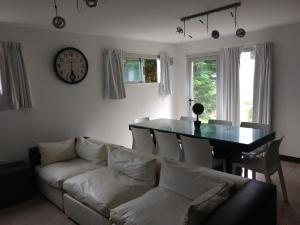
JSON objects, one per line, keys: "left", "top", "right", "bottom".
{"left": 110, "top": 187, "right": 191, "bottom": 225}
{"left": 36, "top": 158, "right": 100, "bottom": 188}
{"left": 63, "top": 167, "right": 153, "bottom": 217}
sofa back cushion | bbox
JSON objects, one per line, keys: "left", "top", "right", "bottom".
{"left": 159, "top": 159, "right": 233, "bottom": 200}
{"left": 76, "top": 138, "right": 109, "bottom": 165}
{"left": 108, "top": 147, "right": 157, "bottom": 186}
{"left": 181, "top": 182, "right": 233, "bottom": 225}
{"left": 38, "top": 139, "right": 76, "bottom": 166}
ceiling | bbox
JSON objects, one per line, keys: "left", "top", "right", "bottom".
{"left": 0, "top": 0, "right": 300, "bottom": 43}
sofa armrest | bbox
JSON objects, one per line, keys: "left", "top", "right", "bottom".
{"left": 203, "top": 180, "right": 276, "bottom": 225}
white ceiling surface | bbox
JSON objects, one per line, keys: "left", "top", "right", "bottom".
{"left": 0, "top": 0, "right": 300, "bottom": 43}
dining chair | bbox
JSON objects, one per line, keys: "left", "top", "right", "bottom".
{"left": 240, "top": 122, "right": 270, "bottom": 130}
{"left": 240, "top": 121, "right": 270, "bottom": 178}
{"left": 133, "top": 117, "right": 150, "bottom": 124}
{"left": 154, "top": 130, "right": 183, "bottom": 161}
{"left": 208, "top": 119, "right": 232, "bottom": 126}
{"left": 180, "top": 135, "right": 226, "bottom": 171}
{"left": 233, "top": 137, "right": 288, "bottom": 202}
{"left": 131, "top": 127, "right": 155, "bottom": 154}
{"left": 180, "top": 116, "right": 196, "bottom": 122}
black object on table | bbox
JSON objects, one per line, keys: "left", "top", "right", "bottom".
{"left": 129, "top": 118, "right": 276, "bottom": 173}
{"left": 0, "top": 161, "right": 34, "bottom": 208}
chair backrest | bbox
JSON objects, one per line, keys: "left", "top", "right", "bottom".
{"left": 131, "top": 127, "right": 155, "bottom": 154}
{"left": 265, "top": 137, "right": 284, "bottom": 173}
{"left": 208, "top": 119, "right": 232, "bottom": 126}
{"left": 180, "top": 116, "right": 196, "bottom": 122}
{"left": 240, "top": 122, "right": 270, "bottom": 130}
{"left": 133, "top": 117, "right": 150, "bottom": 124}
{"left": 154, "top": 130, "right": 182, "bottom": 161}
{"left": 180, "top": 135, "right": 213, "bottom": 168}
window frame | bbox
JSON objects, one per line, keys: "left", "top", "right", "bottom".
{"left": 123, "top": 53, "right": 160, "bottom": 84}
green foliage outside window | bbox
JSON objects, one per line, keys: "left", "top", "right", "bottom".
{"left": 193, "top": 60, "right": 217, "bottom": 122}
{"left": 144, "top": 59, "right": 157, "bottom": 83}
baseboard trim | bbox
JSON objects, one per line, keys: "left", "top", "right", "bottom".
{"left": 280, "top": 155, "right": 300, "bottom": 163}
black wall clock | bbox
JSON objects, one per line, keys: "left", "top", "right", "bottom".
{"left": 54, "top": 47, "right": 88, "bottom": 84}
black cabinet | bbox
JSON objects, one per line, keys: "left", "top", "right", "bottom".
{"left": 0, "top": 161, "right": 34, "bottom": 208}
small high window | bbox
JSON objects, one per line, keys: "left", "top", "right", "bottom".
{"left": 124, "top": 56, "right": 160, "bottom": 83}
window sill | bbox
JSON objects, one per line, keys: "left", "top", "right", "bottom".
{"left": 124, "top": 82, "right": 159, "bottom": 87}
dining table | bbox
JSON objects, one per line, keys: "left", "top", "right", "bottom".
{"left": 129, "top": 118, "right": 276, "bottom": 174}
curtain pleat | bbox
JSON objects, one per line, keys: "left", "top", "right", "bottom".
{"left": 159, "top": 53, "right": 171, "bottom": 96}
{"left": 0, "top": 41, "right": 32, "bottom": 110}
{"left": 253, "top": 43, "right": 272, "bottom": 125}
{"left": 103, "top": 49, "right": 126, "bottom": 99}
{"left": 217, "top": 47, "right": 241, "bottom": 126}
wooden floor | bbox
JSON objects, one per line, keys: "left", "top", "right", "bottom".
{"left": 0, "top": 160, "right": 299, "bottom": 225}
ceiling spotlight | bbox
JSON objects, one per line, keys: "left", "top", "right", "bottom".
{"left": 175, "top": 26, "right": 192, "bottom": 38}
{"left": 236, "top": 28, "right": 246, "bottom": 38}
{"left": 211, "top": 30, "right": 220, "bottom": 39}
{"left": 232, "top": 7, "right": 246, "bottom": 38}
{"left": 176, "top": 26, "right": 184, "bottom": 34}
{"left": 52, "top": 0, "right": 66, "bottom": 29}
{"left": 86, "top": 0, "right": 98, "bottom": 7}
{"left": 52, "top": 16, "right": 66, "bottom": 29}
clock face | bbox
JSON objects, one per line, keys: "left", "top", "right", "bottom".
{"left": 54, "top": 47, "right": 88, "bottom": 84}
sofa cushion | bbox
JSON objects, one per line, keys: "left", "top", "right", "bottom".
{"left": 108, "top": 147, "right": 157, "bottom": 186}
{"left": 38, "top": 139, "right": 76, "bottom": 166}
{"left": 159, "top": 159, "right": 240, "bottom": 200}
{"left": 63, "top": 167, "right": 153, "bottom": 217}
{"left": 76, "top": 138, "right": 109, "bottom": 165}
{"left": 182, "top": 182, "right": 234, "bottom": 225}
{"left": 110, "top": 187, "right": 191, "bottom": 225}
{"left": 36, "top": 158, "right": 100, "bottom": 188}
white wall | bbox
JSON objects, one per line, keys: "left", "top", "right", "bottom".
{"left": 174, "top": 22, "right": 300, "bottom": 158}
{"left": 0, "top": 24, "right": 176, "bottom": 162}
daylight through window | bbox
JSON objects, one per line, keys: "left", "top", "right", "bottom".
{"left": 124, "top": 57, "right": 160, "bottom": 83}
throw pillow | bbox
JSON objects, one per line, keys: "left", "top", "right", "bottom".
{"left": 159, "top": 158, "right": 232, "bottom": 200}
{"left": 181, "top": 182, "right": 234, "bottom": 225}
{"left": 108, "top": 147, "right": 157, "bottom": 186}
{"left": 76, "top": 137, "right": 109, "bottom": 165}
{"left": 38, "top": 139, "right": 76, "bottom": 166}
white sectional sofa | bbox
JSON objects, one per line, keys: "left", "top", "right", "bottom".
{"left": 29, "top": 137, "right": 277, "bottom": 225}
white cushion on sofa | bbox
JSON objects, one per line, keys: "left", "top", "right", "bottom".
{"left": 76, "top": 138, "right": 108, "bottom": 165}
{"left": 159, "top": 159, "right": 234, "bottom": 200}
{"left": 108, "top": 147, "right": 157, "bottom": 186}
{"left": 38, "top": 139, "right": 76, "bottom": 166}
{"left": 181, "top": 182, "right": 233, "bottom": 225}
{"left": 63, "top": 167, "right": 153, "bottom": 217}
{"left": 36, "top": 158, "right": 100, "bottom": 188}
{"left": 110, "top": 187, "right": 191, "bottom": 225}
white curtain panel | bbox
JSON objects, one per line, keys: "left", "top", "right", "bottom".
{"left": 217, "top": 47, "right": 241, "bottom": 126}
{"left": 159, "top": 52, "right": 171, "bottom": 96}
{"left": 103, "top": 49, "right": 126, "bottom": 99}
{"left": 253, "top": 43, "right": 272, "bottom": 125}
{"left": 0, "top": 41, "right": 32, "bottom": 110}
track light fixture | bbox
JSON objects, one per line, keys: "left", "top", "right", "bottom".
{"left": 176, "top": 21, "right": 193, "bottom": 39}
{"left": 52, "top": 0, "right": 66, "bottom": 29}
{"left": 231, "top": 7, "right": 246, "bottom": 38}
{"left": 51, "top": 0, "right": 103, "bottom": 29}
{"left": 199, "top": 15, "right": 220, "bottom": 39}
{"left": 178, "top": 2, "right": 246, "bottom": 40}
{"left": 85, "top": 0, "right": 99, "bottom": 8}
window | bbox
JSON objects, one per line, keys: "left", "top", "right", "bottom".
{"left": 124, "top": 56, "right": 160, "bottom": 83}
{"left": 239, "top": 50, "right": 255, "bottom": 122}
{"left": 190, "top": 56, "right": 219, "bottom": 122}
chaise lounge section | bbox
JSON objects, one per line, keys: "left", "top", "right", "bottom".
{"left": 29, "top": 137, "right": 277, "bottom": 225}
